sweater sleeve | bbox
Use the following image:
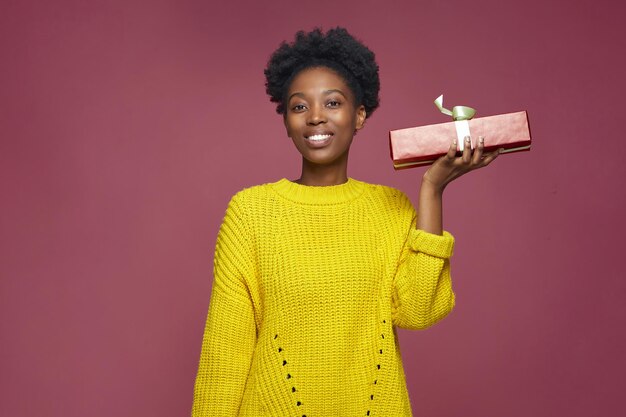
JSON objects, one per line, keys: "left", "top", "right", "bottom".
{"left": 192, "top": 194, "right": 258, "bottom": 416}
{"left": 391, "top": 193, "right": 456, "bottom": 330}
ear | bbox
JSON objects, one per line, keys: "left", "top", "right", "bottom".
{"left": 355, "top": 105, "right": 366, "bottom": 131}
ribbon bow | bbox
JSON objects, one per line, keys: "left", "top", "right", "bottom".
{"left": 434, "top": 94, "right": 476, "bottom": 121}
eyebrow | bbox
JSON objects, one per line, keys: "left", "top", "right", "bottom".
{"left": 287, "top": 89, "right": 348, "bottom": 102}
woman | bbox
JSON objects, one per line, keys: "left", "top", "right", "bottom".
{"left": 192, "top": 27, "right": 500, "bottom": 416}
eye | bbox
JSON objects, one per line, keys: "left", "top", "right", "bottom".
{"left": 326, "top": 100, "right": 341, "bottom": 108}
{"left": 291, "top": 104, "right": 307, "bottom": 112}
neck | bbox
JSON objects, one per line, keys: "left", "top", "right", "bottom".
{"left": 295, "top": 155, "right": 349, "bottom": 186}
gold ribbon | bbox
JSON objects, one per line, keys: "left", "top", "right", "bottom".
{"left": 434, "top": 94, "right": 476, "bottom": 121}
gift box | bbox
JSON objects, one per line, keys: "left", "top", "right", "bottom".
{"left": 389, "top": 95, "right": 532, "bottom": 169}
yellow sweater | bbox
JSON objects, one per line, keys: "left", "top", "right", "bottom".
{"left": 192, "top": 177, "right": 455, "bottom": 417}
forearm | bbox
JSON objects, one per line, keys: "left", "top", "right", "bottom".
{"left": 416, "top": 178, "right": 443, "bottom": 235}
{"left": 192, "top": 286, "right": 256, "bottom": 416}
{"left": 392, "top": 228, "right": 455, "bottom": 330}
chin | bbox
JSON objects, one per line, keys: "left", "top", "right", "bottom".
{"left": 303, "top": 154, "right": 348, "bottom": 167}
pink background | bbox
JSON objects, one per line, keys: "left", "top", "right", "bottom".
{"left": 1, "top": 0, "right": 624, "bottom": 416}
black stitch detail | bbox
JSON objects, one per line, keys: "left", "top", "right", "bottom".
{"left": 370, "top": 394, "right": 374, "bottom": 400}
{"left": 274, "top": 334, "right": 278, "bottom": 339}
{"left": 286, "top": 373, "right": 291, "bottom": 379}
{"left": 292, "top": 386, "right": 296, "bottom": 392}
{"left": 367, "top": 411, "right": 370, "bottom": 416}
{"left": 377, "top": 364, "right": 381, "bottom": 370}
{"left": 278, "top": 347, "right": 282, "bottom": 352}
{"left": 381, "top": 334, "right": 384, "bottom": 339}
{"left": 282, "top": 360, "right": 287, "bottom": 366}
{"left": 383, "top": 320, "right": 386, "bottom": 323}
{"left": 379, "top": 349, "right": 383, "bottom": 354}
{"left": 297, "top": 401, "right": 302, "bottom": 406}
{"left": 374, "top": 379, "right": 377, "bottom": 384}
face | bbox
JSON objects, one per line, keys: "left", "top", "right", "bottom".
{"left": 283, "top": 67, "right": 366, "bottom": 169}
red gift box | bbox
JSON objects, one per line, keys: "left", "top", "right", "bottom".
{"left": 389, "top": 108, "right": 532, "bottom": 170}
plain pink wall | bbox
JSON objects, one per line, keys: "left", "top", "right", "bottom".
{"left": 1, "top": 0, "right": 624, "bottom": 416}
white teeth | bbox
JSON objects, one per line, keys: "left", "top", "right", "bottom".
{"left": 307, "top": 134, "right": 332, "bottom": 141}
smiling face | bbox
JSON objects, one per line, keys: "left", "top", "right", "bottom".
{"left": 284, "top": 66, "right": 366, "bottom": 174}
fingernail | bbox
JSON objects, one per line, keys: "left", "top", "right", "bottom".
{"left": 479, "top": 136, "right": 484, "bottom": 143}
{"left": 465, "top": 136, "right": 471, "bottom": 143}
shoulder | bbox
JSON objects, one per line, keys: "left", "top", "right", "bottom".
{"left": 357, "top": 179, "right": 414, "bottom": 211}
{"left": 223, "top": 179, "right": 284, "bottom": 220}
{"left": 356, "top": 180, "right": 416, "bottom": 235}
{"left": 228, "top": 179, "right": 280, "bottom": 203}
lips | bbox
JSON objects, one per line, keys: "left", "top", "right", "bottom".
{"left": 304, "top": 132, "right": 334, "bottom": 148}
{"left": 306, "top": 134, "right": 333, "bottom": 141}
{"left": 305, "top": 131, "right": 334, "bottom": 140}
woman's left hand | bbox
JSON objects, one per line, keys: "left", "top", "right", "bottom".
{"left": 422, "top": 135, "right": 502, "bottom": 192}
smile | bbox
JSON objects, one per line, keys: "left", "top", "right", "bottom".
{"left": 305, "top": 134, "right": 333, "bottom": 141}
{"left": 304, "top": 133, "right": 333, "bottom": 148}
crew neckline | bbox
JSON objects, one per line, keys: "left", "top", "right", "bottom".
{"left": 271, "top": 177, "right": 366, "bottom": 205}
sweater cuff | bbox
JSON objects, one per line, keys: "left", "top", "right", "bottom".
{"left": 408, "top": 229, "right": 455, "bottom": 259}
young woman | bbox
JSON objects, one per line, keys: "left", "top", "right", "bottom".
{"left": 192, "top": 27, "right": 500, "bottom": 416}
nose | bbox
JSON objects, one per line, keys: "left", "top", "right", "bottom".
{"left": 306, "top": 103, "right": 326, "bottom": 125}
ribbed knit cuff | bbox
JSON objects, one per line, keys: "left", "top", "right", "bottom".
{"left": 408, "top": 229, "right": 455, "bottom": 258}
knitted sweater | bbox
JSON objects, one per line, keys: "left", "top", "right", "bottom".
{"left": 192, "top": 177, "right": 455, "bottom": 417}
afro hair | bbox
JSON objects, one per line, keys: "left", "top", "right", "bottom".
{"left": 264, "top": 27, "right": 380, "bottom": 119}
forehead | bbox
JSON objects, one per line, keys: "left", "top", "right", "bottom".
{"left": 287, "top": 67, "right": 353, "bottom": 98}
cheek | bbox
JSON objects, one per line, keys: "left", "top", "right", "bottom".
{"left": 283, "top": 118, "right": 294, "bottom": 138}
{"left": 335, "top": 112, "right": 357, "bottom": 129}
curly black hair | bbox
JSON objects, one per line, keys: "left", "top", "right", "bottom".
{"left": 264, "top": 27, "right": 380, "bottom": 119}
